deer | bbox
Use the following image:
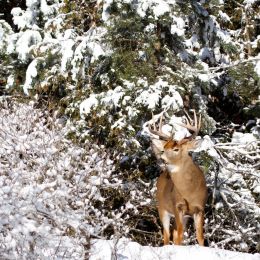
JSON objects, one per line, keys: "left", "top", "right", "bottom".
{"left": 148, "top": 110, "right": 207, "bottom": 246}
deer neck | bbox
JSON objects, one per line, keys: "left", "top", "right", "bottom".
{"left": 166, "top": 156, "right": 195, "bottom": 175}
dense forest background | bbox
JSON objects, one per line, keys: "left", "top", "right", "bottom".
{"left": 0, "top": 0, "right": 259, "bottom": 258}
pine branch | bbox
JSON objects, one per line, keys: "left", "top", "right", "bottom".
{"left": 214, "top": 140, "right": 260, "bottom": 161}
{"left": 194, "top": 56, "right": 260, "bottom": 74}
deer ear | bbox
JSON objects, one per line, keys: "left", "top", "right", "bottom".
{"left": 193, "top": 139, "right": 203, "bottom": 148}
{"left": 187, "top": 139, "right": 203, "bottom": 150}
{"left": 177, "top": 138, "right": 189, "bottom": 145}
{"left": 164, "top": 140, "right": 176, "bottom": 149}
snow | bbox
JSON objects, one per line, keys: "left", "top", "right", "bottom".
{"left": 23, "top": 58, "right": 39, "bottom": 94}
{"left": 16, "top": 30, "right": 42, "bottom": 61}
{"left": 40, "top": 0, "right": 55, "bottom": 16}
{"left": 200, "top": 47, "right": 213, "bottom": 61}
{"left": 231, "top": 132, "right": 257, "bottom": 145}
{"left": 102, "top": 0, "right": 114, "bottom": 21}
{"left": 218, "top": 10, "right": 231, "bottom": 22}
{"left": 80, "top": 94, "right": 99, "bottom": 115}
{"left": 198, "top": 73, "right": 210, "bottom": 82}
{"left": 60, "top": 38, "right": 75, "bottom": 73}
{"left": 244, "top": 0, "right": 258, "bottom": 8}
{"left": 152, "top": 1, "right": 171, "bottom": 18}
{"left": 0, "top": 99, "right": 122, "bottom": 258}
{"left": 0, "top": 100, "right": 87, "bottom": 258}
{"left": 115, "top": 0, "right": 176, "bottom": 19}
{"left": 71, "top": 27, "right": 106, "bottom": 81}
{"left": 6, "top": 75, "right": 15, "bottom": 89}
{"left": 0, "top": 20, "right": 13, "bottom": 53}
{"left": 171, "top": 16, "right": 186, "bottom": 36}
{"left": 11, "top": 7, "right": 27, "bottom": 30}
{"left": 80, "top": 86, "right": 124, "bottom": 117}
{"left": 255, "top": 56, "right": 260, "bottom": 77}
{"left": 217, "top": 29, "right": 232, "bottom": 44}
{"left": 0, "top": 89, "right": 258, "bottom": 258}
{"left": 135, "top": 79, "right": 183, "bottom": 110}
{"left": 90, "top": 238, "right": 260, "bottom": 260}
{"left": 11, "top": 0, "right": 46, "bottom": 30}
{"left": 87, "top": 41, "right": 105, "bottom": 61}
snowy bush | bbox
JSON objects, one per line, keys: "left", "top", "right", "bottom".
{"left": 0, "top": 98, "right": 89, "bottom": 258}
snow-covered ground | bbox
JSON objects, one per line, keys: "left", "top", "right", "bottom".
{"left": 90, "top": 238, "right": 260, "bottom": 260}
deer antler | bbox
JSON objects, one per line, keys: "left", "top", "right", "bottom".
{"left": 177, "top": 110, "right": 201, "bottom": 138}
{"left": 148, "top": 111, "right": 172, "bottom": 141}
{"left": 148, "top": 110, "right": 201, "bottom": 141}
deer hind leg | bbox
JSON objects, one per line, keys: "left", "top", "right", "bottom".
{"left": 194, "top": 208, "right": 205, "bottom": 246}
{"left": 173, "top": 205, "right": 185, "bottom": 245}
{"left": 160, "top": 210, "right": 171, "bottom": 245}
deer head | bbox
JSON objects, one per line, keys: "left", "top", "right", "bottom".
{"left": 149, "top": 110, "right": 202, "bottom": 165}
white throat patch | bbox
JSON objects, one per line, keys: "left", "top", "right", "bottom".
{"left": 166, "top": 164, "right": 178, "bottom": 174}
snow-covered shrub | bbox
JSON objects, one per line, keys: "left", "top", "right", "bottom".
{"left": 0, "top": 98, "right": 90, "bottom": 258}
{"left": 0, "top": 20, "right": 13, "bottom": 55}
{"left": 206, "top": 138, "right": 260, "bottom": 252}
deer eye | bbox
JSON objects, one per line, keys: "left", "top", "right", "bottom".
{"left": 173, "top": 148, "right": 180, "bottom": 152}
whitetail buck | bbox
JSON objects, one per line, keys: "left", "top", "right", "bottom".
{"left": 148, "top": 111, "right": 207, "bottom": 246}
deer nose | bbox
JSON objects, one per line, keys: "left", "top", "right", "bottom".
{"left": 158, "top": 158, "right": 165, "bottom": 165}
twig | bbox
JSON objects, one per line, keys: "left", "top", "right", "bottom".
{"left": 209, "top": 57, "right": 260, "bottom": 71}
{"left": 215, "top": 140, "right": 260, "bottom": 147}
{"left": 216, "top": 235, "right": 241, "bottom": 246}
{"left": 212, "top": 163, "right": 219, "bottom": 207}
{"left": 215, "top": 145, "right": 260, "bottom": 160}
{"left": 194, "top": 56, "right": 260, "bottom": 74}
{"left": 219, "top": 191, "right": 241, "bottom": 226}
{"left": 129, "top": 228, "right": 159, "bottom": 235}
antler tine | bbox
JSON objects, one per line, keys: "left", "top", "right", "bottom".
{"left": 148, "top": 111, "right": 172, "bottom": 141}
{"left": 184, "top": 110, "right": 193, "bottom": 124}
{"left": 177, "top": 110, "right": 201, "bottom": 138}
{"left": 159, "top": 111, "right": 163, "bottom": 132}
{"left": 198, "top": 113, "right": 201, "bottom": 133}
{"left": 193, "top": 111, "right": 201, "bottom": 135}
{"left": 151, "top": 111, "right": 156, "bottom": 129}
{"left": 193, "top": 110, "right": 197, "bottom": 130}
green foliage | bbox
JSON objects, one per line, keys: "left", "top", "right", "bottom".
{"left": 107, "top": 3, "right": 145, "bottom": 50}
{"left": 227, "top": 63, "right": 260, "bottom": 104}
{"left": 220, "top": 41, "right": 240, "bottom": 59}
{"left": 110, "top": 49, "right": 157, "bottom": 83}
{"left": 198, "top": 151, "right": 215, "bottom": 173}
{"left": 105, "top": 2, "right": 161, "bottom": 83}
{"left": 61, "top": 0, "right": 101, "bottom": 34}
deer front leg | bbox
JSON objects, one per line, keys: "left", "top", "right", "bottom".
{"left": 194, "top": 209, "right": 205, "bottom": 246}
{"left": 160, "top": 210, "right": 171, "bottom": 245}
{"left": 173, "top": 206, "right": 184, "bottom": 245}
